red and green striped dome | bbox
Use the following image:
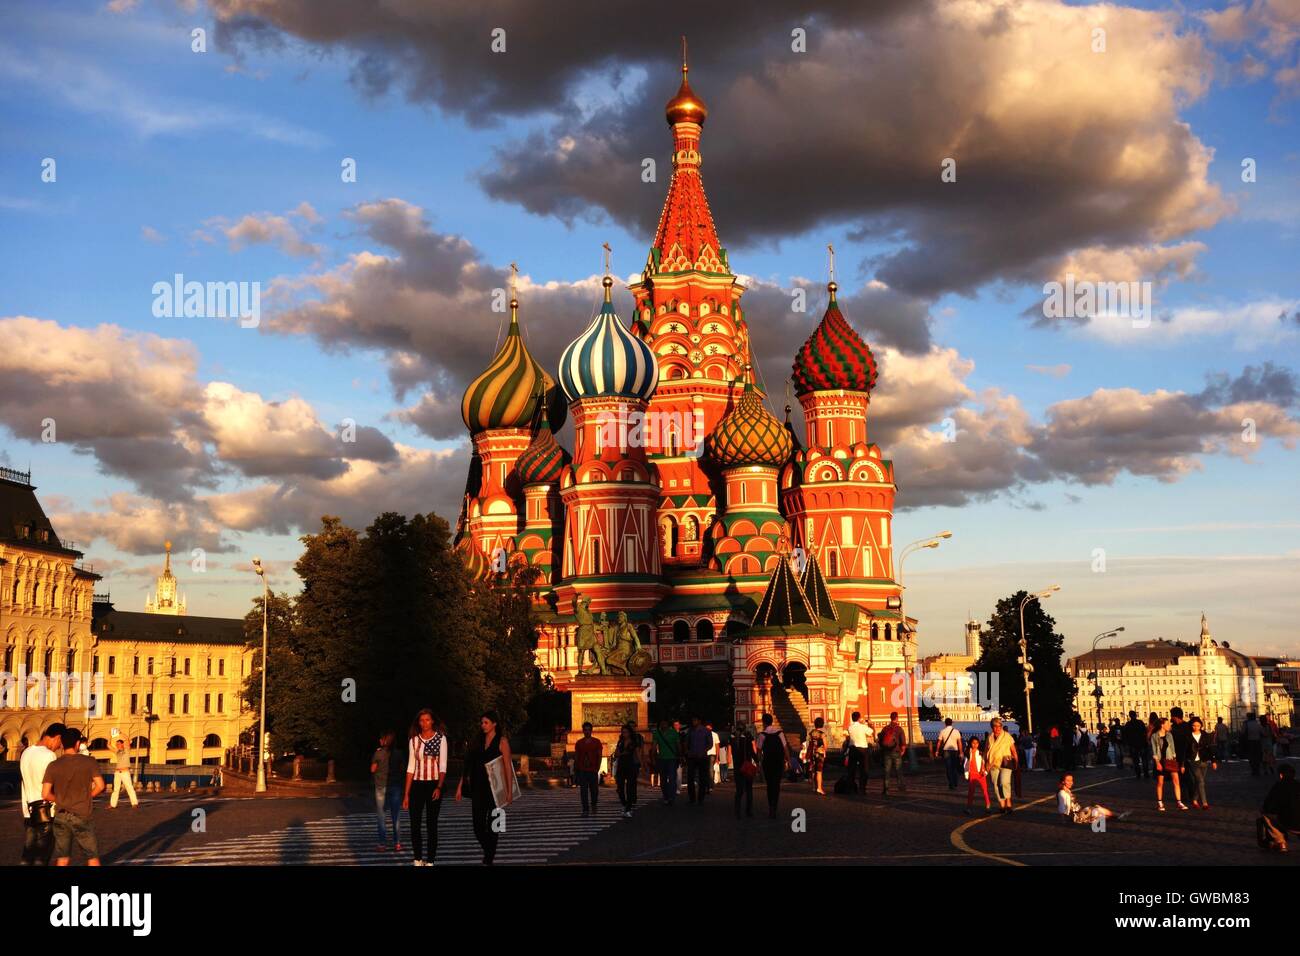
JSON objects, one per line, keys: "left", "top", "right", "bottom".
{"left": 516, "top": 410, "right": 570, "bottom": 485}
{"left": 710, "top": 381, "right": 793, "bottom": 469}
{"left": 791, "top": 282, "right": 877, "bottom": 396}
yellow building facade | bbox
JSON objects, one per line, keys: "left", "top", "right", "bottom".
{"left": 1, "top": 469, "right": 252, "bottom": 765}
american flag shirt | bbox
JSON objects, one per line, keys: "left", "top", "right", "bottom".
{"left": 407, "top": 732, "right": 447, "bottom": 782}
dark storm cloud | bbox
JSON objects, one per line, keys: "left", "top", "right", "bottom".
{"left": 211, "top": 0, "right": 1229, "bottom": 298}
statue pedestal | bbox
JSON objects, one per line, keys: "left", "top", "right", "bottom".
{"left": 567, "top": 675, "right": 649, "bottom": 750}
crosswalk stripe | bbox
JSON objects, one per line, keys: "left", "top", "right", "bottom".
{"left": 118, "top": 788, "right": 626, "bottom": 866}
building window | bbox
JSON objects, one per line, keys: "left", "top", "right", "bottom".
{"left": 218, "top": 659, "right": 225, "bottom": 677}
{"left": 206, "top": 658, "right": 211, "bottom": 677}
{"left": 106, "top": 694, "right": 114, "bottom": 716}
{"left": 108, "top": 656, "right": 115, "bottom": 676}
{"left": 828, "top": 551, "right": 839, "bottom": 576}
{"left": 204, "top": 693, "right": 211, "bottom": 714}
{"left": 217, "top": 693, "right": 224, "bottom": 713}
{"left": 168, "top": 694, "right": 175, "bottom": 715}
{"left": 184, "top": 658, "right": 191, "bottom": 676}
{"left": 183, "top": 694, "right": 189, "bottom": 714}
{"left": 65, "top": 650, "right": 74, "bottom": 674}
{"left": 147, "top": 657, "right": 154, "bottom": 676}
{"left": 93, "top": 655, "right": 100, "bottom": 674}
{"left": 133, "top": 656, "right": 140, "bottom": 676}
{"left": 673, "top": 620, "right": 690, "bottom": 643}
{"left": 145, "top": 693, "right": 153, "bottom": 714}
{"left": 131, "top": 693, "right": 138, "bottom": 715}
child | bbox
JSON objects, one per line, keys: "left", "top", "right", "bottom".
{"left": 1058, "top": 773, "right": 1128, "bottom": 824}
{"left": 964, "top": 737, "right": 990, "bottom": 815}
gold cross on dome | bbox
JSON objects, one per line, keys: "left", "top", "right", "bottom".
{"left": 509, "top": 262, "right": 518, "bottom": 301}
{"left": 827, "top": 243, "right": 835, "bottom": 283}
{"left": 602, "top": 242, "right": 612, "bottom": 275}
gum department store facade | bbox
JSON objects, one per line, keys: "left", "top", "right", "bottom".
{"left": 455, "top": 57, "right": 918, "bottom": 738}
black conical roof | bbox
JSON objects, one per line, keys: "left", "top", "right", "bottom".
{"left": 753, "top": 554, "right": 817, "bottom": 628}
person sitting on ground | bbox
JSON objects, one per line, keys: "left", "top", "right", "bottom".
{"left": 1258, "top": 764, "right": 1300, "bottom": 853}
{"left": 1057, "top": 773, "right": 1128, "bottom": 825}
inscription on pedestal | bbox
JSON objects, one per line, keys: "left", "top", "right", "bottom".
{"left": 581, "top": 701, "right": 638, "bottom": 728}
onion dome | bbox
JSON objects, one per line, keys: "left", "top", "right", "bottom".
{"left": 455, "top": 537, "right": 492, "bottom": 582}
{"left": 558, "top": 276, "right": 658, "bottom": 403}
{"left": 461, "top": 295, "right": 557, "bottom": 433}
{"left": 710, "top": 382, "right": 794, "bottom": 468}
{"left": 791, "top": 282, "right": 878, "bottom": 396}
{"left": 665, "top": 57, "right": 707, "bottom": 127}
{"left": 516, "top": 408, "right": 570, "bottom": 486}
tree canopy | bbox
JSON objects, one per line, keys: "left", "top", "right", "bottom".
{"left": 971, "top": 590, "right": 1078, "bottom": 733}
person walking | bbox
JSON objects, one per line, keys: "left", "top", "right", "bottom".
{"left": 1258, "top": 764, "right": 1300, "bottom": 852}
{"left": 707, "top": 722, "right": 722, "bottom": 786}
{"left": 369, "top": 730, "right": 404, "bottom": 851}
{"left": 844, "top": 711, "right": 873, "bottom": 793}
{"left": 964, "top": 736, "right": 990, "bottom": 815}
{"left": 1122, "top": 711, "right": 1149, "bottom": 780}
{"left": 758, "top": 714, "right": 788, "bottom": 818}
{"left": 716, "top": 724, "right": 731, "bottom": 783}
{"left": 651, "top": 719, "right": 682, "bottom": 806}
{"left": 1169, "top": 706, "right": 1193, "bottom": 797}
{"left": 613, "top": 722, "right": 642, "bottom": 818}
{"left": 731, "top": 722, "right": 757, "bottom": 818}
{"left": 455, "top": 710, "right": 511, "bottom": 865}
{"left": 807, "top": 717, "right": 828, "bottom": 795}
{"left": 107, "top": 739, "right": 139, "bottom": 811}
{"left": 879, "top": 712, "right": 907, "bottom": 795}
{"left": 685, "top": 715, "right": 713, "bottom": 804}
{"left": 986, "top": 717, "right": 1018, "bottom": 813}
{"left": 402, "top": 710, "right": 447, "bottom": 866}
{"left": 1150, "top": 716, "right": 1187, "bottom": 812}
{"left": 938, "top": 718, "right": 963, "bottom": 791}
{"left": 1187, "top": 716, "right": 1217, "bottom": 810}
{"left": 19, "top": 723, "right": 64, "bottom": 865}
{"left": 1243, "top": 713, "right": 1263, "bottom": 776}
{"left": 1213, "top": 717, "right": 1231, "bottom": 763}
{"left": 574, "top": 721, "right": 603, "bottom": 817}
{"left": 41, "top": 727, "right": 105, "bottom": 866}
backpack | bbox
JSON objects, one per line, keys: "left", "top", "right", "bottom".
{"left": 762, "top": 731, "right": 785, "bottom": 763}
{"left": 881, "top": 724, "right": 901, "bottom": 751}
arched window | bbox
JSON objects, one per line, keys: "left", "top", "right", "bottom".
{"left": 636, "top": 624, "right": 652, "bottom": 647}
{"left": 673, "top": 620, "right": 690, "bottom": 643}
{"left": 696, "top": 619, "right": 715, "bottom": 643}
{"left": 89, "top": 738, "right": 109, "bottom": 750}
{"left": 166, "top": 735, "right": 187, "bottom": 750}
{"left": 660, "top": 516, "right": 678, "bottom": 558}
{"left": 129, "top": 736, "right": 148, "bottom": 748}
{"left": 50, "top": 585, "right": 58, "bottom": 609}
{"left": 202, "top": 733, "right": 222, "bottom": 748}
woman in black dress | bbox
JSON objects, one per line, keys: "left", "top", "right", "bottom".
{"left": 455, "top": 710, "right": 512, "bottom": 864}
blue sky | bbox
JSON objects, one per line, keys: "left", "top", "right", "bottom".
{"left": 0, "top": 0, "right": 1297, "bottom": 656}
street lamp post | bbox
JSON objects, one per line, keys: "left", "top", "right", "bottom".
{"left": 1087, "top": 627, "right": 1125, "bottom": 743}
{"left": 251, "top": 558, "right": 269, "bottom": 794}
{"left": 1018, "top": 586, "right": 1061, "bottom": 736}
{"left": 897, "top": 531, "right": 953, "bottom": 768}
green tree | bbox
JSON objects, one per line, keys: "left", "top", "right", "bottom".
{"left": 467, "top": 562, "right": 543, "bottom": 736}
{"left": 971, "top": 591, "right": 1077, "bottom": 734}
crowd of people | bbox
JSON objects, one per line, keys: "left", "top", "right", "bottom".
{"left": 15, "top": 703, "right": 1298, "bottom": 866}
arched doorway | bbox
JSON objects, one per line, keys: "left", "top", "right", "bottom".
{"left": 672, "top": 620, "right": 690, "bottom": 643}
{"left": 782, "top": 661, "right": 809, "bottom": 701}
{"left": 754, "top": 662, "right": 778, "bottom": 716}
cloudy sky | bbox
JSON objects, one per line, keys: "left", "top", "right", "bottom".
{"left": 1, "top": 0, "right": 1297, "bottom": 656}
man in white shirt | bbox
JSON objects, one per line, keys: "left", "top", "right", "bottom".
{"left": 937, "top": 718, "right": 963, "bottom": 790}
{"left": 19, "top": 722, "right": 64, "bottom": 866}
{"left": 845, "top": 712, "right": 874, "bottom": 793}
{"left": 708, "top": 723, "right": 722, "bottom": 784}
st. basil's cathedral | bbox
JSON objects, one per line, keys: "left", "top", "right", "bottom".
{"left": 455, "top": 50, "right": 914, "bottom": 737}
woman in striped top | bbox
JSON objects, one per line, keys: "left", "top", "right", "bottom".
{"left": 402, "top": 709, "right": 447, "bottom": 866}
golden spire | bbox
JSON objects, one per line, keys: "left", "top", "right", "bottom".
{"left": 666, "top": 35, "right": 708, "bottom": 126}
{"left": 827, "top": 243, "right": 838, "bottom": 300}
{"left": 602, "top": 242, "right": 613, "bottom": 301}
{"left": 508, "top": 261, "right": 519, "bottom": 315}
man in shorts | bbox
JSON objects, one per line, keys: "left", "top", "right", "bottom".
{"left": 42, "top": 726, "right": 106, "bottom": 866}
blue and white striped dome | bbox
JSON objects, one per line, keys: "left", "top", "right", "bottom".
{"left": 558, "top": 277, "right": 658, "bottom": 403}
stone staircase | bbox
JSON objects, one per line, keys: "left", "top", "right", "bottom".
{"left": 770, "top": 683, "right": 811, "bottom": 740}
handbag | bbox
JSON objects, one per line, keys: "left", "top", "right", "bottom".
{"left": 740, "top": 761, "right": 757, "bottom": 779}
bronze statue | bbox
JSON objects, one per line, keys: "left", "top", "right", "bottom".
{"left": 575, "top": 597, "right": 606, "bottom": 675}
